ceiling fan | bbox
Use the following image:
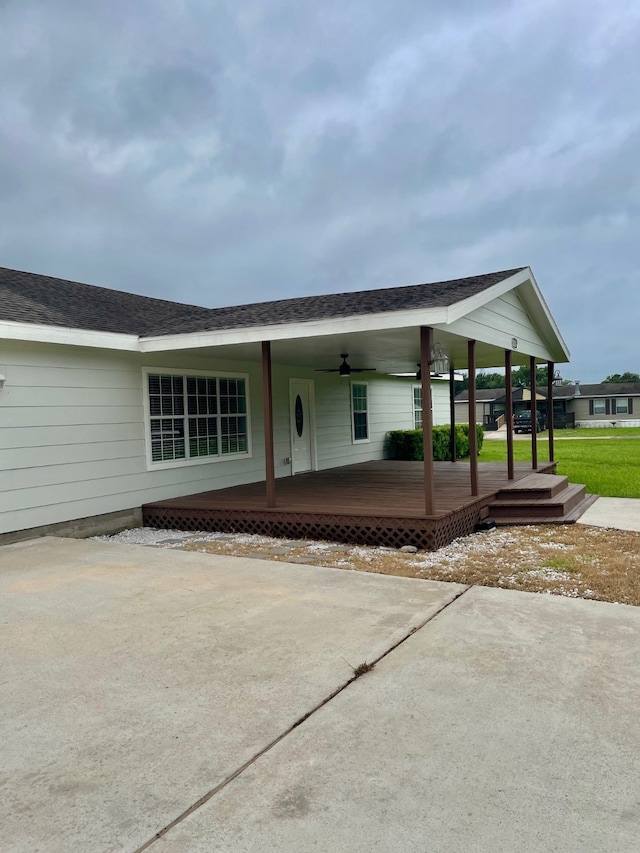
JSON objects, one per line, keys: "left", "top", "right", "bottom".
{"left": 315, "top": 353, "right": 377, "bottom": 378}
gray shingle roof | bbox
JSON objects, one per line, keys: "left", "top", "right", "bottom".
{"left": 454, "top": 388, "right": 505, "bottom": 402}
{"left": 0, "top": 267, "right": 216, "bottom": 337}
{"left": 456, "top": 386, "right": 573, "bottom": 402}
{"left": 0, "top": 265, "right": 525, "bottom": 337}
{"left": 456, "top": 383, "right": 640, "bottom": 402}
{"left": 574, "top": 383, "right": 640, "bottom": 397}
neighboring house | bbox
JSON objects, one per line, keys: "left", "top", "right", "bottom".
{"left": 454, "top": 388, "right": 506, "bottom": 428}
{"left": 569, "top": 382, "right": 640, "bottom": 427}
{"left": 455, "top": 387, "right": 554, "bottom": 427}
{"left": 0, "top": 265, "right": 569, "bottom": 540}
{"left": 456, "top": 382, "right": 640, "bottom": 428}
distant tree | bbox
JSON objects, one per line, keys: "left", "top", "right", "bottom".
{"left": 455, "top": 364, "right": 574, "bottom": 393}
{"left": 510, "top": 365, "right": 549, "bottom": 388}
{"left": 455, "top": 371, "right": 505, "bottom": 394}
{"left": 602, "top": 372, "right": 640, "bottom": 383}
{"left": 476, "top": 372, "right": 506, "bottom": 389}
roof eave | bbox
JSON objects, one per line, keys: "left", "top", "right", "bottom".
{"left": 0, "top": 320, "right": 140, "bottom": 351}
{"left": 139, "top": 306, "right": 451, "bottom": 353}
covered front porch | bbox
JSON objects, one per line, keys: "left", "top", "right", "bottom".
{"left": 143, "top": 459, "right": 558, "bottom": 551}
{"left": 140, "top": 267, "right": 576, "bottom": 550}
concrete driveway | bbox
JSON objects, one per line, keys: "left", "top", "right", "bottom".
{"left": 1, "top": 538, "right": 639, "bottom": 852}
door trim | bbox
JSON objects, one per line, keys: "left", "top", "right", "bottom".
{"left": 289, "top": 378, "right": 317, "bottom": 474}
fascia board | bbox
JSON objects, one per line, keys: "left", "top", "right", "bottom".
{"left": 517, "top": 271, "right": 571, "bottom": 362}
{"left": 139, "top": 306, "right": 450, "bottom": 353}
{"left": 0, "top": 320, "right": 139, "bottom": 351}
{"left": 446, "top": 266, "right": 570, "bottom": 363}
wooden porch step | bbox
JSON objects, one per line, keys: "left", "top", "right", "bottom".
{"left": 489, "top": 482, "right": 587, "bottom": 522}
{"left": 495, "top": 473, "right": 569, "bottom": 501}
{"left": 492, "top": 492, "right": 598, "bottom": 526}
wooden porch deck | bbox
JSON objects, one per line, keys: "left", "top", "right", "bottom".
{"left": 143, "top": 460, "right": 555, "bottom": 551}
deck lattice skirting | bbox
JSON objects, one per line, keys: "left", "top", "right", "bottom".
{"left": 142, "top": 502, "right": 489, "bottom": 552}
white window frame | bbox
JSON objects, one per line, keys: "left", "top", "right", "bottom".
{"left": 412, "top": 384, "right": 423, "bottom": 429}
{"left": 351, "top": 381, "right": 370, "bottom": 443}
{"left": 593, "top": 398, "right": 606, "bottom": 415}
{"left": 614, "top": 398, "right": 629, "bottom": 414}
{"left": 142, "top": 367, "right": 252, "bottom": 470}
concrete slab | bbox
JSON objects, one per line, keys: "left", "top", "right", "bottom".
{"left": 0, "top": 537, "right": 463, "bottom": 853}
{"left": 151, "top": 587, "right": 640, "bottom": 853}
{"left": 577, "top": 496, "right": 640, "bottom": 532}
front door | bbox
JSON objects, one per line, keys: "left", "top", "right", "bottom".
{"left": 289, "top": 379, "right": 315, "bottom": 474}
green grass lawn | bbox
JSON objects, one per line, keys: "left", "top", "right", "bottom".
{"left": 554, "top": 427, "right": 640, "bottom": 438}
{"left": 480, "top": 430, "right": 640, "bottom": 497}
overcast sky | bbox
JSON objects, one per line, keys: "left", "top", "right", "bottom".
{"left": 1, "top": 0, "right": 638, "bottom": 382}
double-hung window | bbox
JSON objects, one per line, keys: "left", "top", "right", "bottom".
{"left": 613, "top": 397, "right": 632, "bottom": 415}
{"left": 351, "top": 382, "right": 369, "bottom": 442}
{"left": 413, "top": 385, "right": 423, "bottom": 429}
{"left": 146, "top": 371, "right": 249, "bottom": 465}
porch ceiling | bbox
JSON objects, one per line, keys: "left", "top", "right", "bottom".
{"left": 158, "top": 327, "right": 537, "bottom": 374}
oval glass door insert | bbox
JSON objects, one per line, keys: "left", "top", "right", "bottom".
{"left": 295, "top": 395, "right": 304, "bottom": 437}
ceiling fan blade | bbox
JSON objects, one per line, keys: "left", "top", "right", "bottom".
{"left": 314, "top": 354, "right": 375, "bottom": 375}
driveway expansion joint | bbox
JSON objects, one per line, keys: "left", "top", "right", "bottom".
{"left": 132, "top": 584, "right": 471, "bottom": 852}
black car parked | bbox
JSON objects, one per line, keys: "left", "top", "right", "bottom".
{"left": 514, "top": 411, "right": 545, "bottom": 433}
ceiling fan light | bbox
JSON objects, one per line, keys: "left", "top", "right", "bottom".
{"left": 339, "top": 354, "right": 351, "bottom": 377}
{"left": 431, "top": 342, "right": 449, "bottom": 375}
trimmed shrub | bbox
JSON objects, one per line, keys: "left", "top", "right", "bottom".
{"left": 386, "top": 429, "right": 424, "bottom": 461}
{"left": 387, "top": 424, "right": 484, "bottom": 461}
{"left": 432, "top": 425, "right": 452, "bottom": 460}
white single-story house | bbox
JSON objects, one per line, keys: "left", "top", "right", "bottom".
{"left": 1, "top": 265, "right": 571, "bottom": 545}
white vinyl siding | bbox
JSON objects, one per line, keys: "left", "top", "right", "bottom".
{"left": 0, "top": 343, "right": 264, "bottom": 535}
{"left": 413, "top": 382, "right": 451, "bottom": 428}
{"left": 431, "top": 381, "right": 450, "bottom": 425}
{"left": 448, "top": 290, "right": 552, "bottom": 361}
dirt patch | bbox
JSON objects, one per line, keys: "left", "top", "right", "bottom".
{"left": 163, "top": 525, "right": 640, "bottom": 607}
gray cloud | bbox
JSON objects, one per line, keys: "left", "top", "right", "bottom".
{"left": 0, "top": 0, "right": 638, "bottom": 380}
